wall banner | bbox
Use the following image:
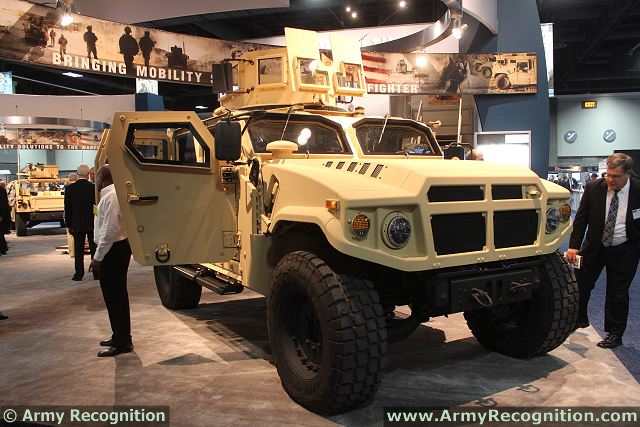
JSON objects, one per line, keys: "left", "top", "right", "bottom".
{"left": 0, "top": 0, "right": 537, "bottom": 95}
{"left": 0, "top": 128, "right": 101, "bottom": 150}
{"left": 0, "top": 0, "right": 264, "bottom": 86}
{"left": 362, "top": 52, "right": 538, "bottom": 95}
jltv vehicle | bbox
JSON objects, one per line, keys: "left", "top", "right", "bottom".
{"left": 7, "top": 164, "right": 65, "bottom": 236}
{"left": 98, "top": 29, "right": 577, "bottom": 414}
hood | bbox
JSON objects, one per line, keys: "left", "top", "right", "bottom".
{"left": 264, "top": 157, "right": 546, "bottom": 204}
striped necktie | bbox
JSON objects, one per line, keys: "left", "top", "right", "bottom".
{"left": 602, "top": 190, "right": 619, "bottom": 246}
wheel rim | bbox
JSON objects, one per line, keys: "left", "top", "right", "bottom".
{"left": 278, "top": 284, "right": 323, "bottom": 379}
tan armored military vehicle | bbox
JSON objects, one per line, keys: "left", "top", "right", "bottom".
{"left": 7, "top": 164, "right": 65, "bottom": 236}
{"left": 98, "top": 29, "right": 577, "bottom": 414}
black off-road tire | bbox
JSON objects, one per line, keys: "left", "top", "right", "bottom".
{"left": 464, "top": 252, "right": 578, "bottom": 358}
{"left": 15, "top": 213, "right": 27, "bottom": 236}
{"left": 268, "top": 251, "right": 387, "bottom": 415}
{"left": 154, "top": 266, "right": 202, "bottom": 310}
{"left": 496, "top": 74, "right": 511, "bottom": 90}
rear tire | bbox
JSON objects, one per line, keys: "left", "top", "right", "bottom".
{"left": 15, "top": 213, "right": 27, "bottom": 236}
{"left": 154, "top": 266, "right": 202, "bottom": 309}
{"left": 268, "top": 251, "right": 387, "bottom": 415}
{"left": 464, "top": 252, "right": 578, "bottom": 358}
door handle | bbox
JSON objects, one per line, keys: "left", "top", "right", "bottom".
{"left": 128, "top": 194, "right": 159, "bottom": 205}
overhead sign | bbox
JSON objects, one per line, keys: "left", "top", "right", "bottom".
{"left": 0, "top": 129, "right": 101, "bottom": 150}
{"left": 0, "top": 0, "right": 265, "bottom": 86}
{"left": 582, "top": 100, "right": 598, "bottom": 109}
{"left": 362, "top": 52, "right": 538, "bottom": 95}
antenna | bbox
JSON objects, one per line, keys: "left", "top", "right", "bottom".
{"left": 280, "top": 104, "right": 304, "bottom": 141}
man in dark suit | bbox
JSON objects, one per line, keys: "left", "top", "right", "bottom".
{"left": 567, "top": 153, "right": 640, "bottom": 348}
{"left": 64, "top": 164, "right": 97, "bottom": 281}
{"left": 0, "top": 180, "right": 9, "bottom": 255}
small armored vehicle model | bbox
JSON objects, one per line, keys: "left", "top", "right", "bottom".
{"left": 7, "top": 164, "right": 65, "bottom": 236}
{"left": 98, "top": 29, "right": 577, "bottom": 414}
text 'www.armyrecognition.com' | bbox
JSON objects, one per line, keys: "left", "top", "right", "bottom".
{"left": 1, "top": 406, "right": 170, "bottom": 426}
{"left": 383, "top": 407, "right": 640, "bottom": 426}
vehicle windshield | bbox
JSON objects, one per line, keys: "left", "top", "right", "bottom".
{"left": 355, "top": 121, "right": 441, "bottom": 156}
{"left": 247, "top": 118, "right": 349, "bottom": 154}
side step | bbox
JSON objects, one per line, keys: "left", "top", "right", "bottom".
{"left": 173, "top": 266, "right": 243, "bottom": 295}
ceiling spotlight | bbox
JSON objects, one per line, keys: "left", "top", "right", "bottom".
{"left": 195, "top": 105, "right": 208, "bottom": 110}
{"left": 60, "top": 12, "right": 73, "bottom": 27}
{"left": 399, "top": 0, "right": 407, "bottom": 8}
{"left": 345, "top": 5, "right": 351, "bottom": 12}
{"left": 351, "top": 11, "right": 358, "bottom": 18}
{"left": 415, "top": 55, "right": 428, "bottom": 68}
{"left": 452, "top": 22, "right": 468, "bottom": 40}
{"left": 62, "top": 71, "right": 83, "bottom": 78}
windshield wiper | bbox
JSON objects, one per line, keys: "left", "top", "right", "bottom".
{"left": 375, "top": 114, "right": 390, "bottom": 148}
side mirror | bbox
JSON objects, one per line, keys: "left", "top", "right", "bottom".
{"left": 212, "top": 63, "right": 233, "bottom": 93}
{"left": 213, "top": 121, "right": 241, "bottom": 161}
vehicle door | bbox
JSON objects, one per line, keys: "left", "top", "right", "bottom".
{"left": 106, "top": 111, "right": 237, "bottom": 266}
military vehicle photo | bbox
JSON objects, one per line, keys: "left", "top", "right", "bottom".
{"left": 7, "top": 163, "right": 65, "bottom": 236}
{"left": 97, "top": 29, "right": 578, "bottom": 415}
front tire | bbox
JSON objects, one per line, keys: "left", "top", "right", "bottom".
{"left": 268, "top": 251, "right": 387, "bottom": 415}
{"left": 154, "top": 266, "right": 202, "bottom": 309}
{"left": 15, "top": 213, "right": 27, "bottom": 236}
{"left": 464, "top": 252, "right": 578, "bottom": 358}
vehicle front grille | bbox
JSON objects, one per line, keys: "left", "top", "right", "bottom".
{"left": 428, "top": 185, "right": 484, "bottom": 202}
{"left": 431, "top": 213, "right": 486, "bottom": 255}
{"left": 494, "top": 210, "right": 538, "bottom": 248}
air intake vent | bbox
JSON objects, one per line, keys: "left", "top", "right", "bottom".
{"left": 431, "top": 213, "right": 486, "bottom": 255}
{"left": 494, "top": 210, "right": 538, "bottom": 248}
{"left": 347, "top": 162, "right": 358, "bottom": 172}
{"left": 492, "top": 185, "right": 523, "bottom": 200}
{"left": 359, "top": 163, "right": 371, "bottom": 175}
{"left": 428, "top": 186, "right": 484, "bottom": 202}
{"left": 336, "top": 161, "right": 345, "bottom": 169}
{"left": 371, "top": 164, "right": 384, "bottom": 178}
{"left": 325, "top": 161, "right": 333, "bottom": 168}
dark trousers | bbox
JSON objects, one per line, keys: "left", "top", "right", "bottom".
{"left": 99, "top": 239, "right": 132, "bottom": 347}
{"left": 73, "top": 231, "right": 96, "bottom": 277}
{"left": 0, "top": 231, "right": 7, "bottom": 253}
{"left": 577, "top": 241, "right": 640, "bottom": 335}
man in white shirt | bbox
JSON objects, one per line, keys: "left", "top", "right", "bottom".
{"left": 92, "top": 165, "right": 133, "bottom": 357}
{"left": 567, "top": 153, "right": 640, "bottom": 348}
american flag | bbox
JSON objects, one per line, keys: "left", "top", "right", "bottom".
{"left": 362, "top": 52, "right": 391, "bottom": 84}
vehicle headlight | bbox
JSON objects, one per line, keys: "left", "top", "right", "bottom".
{"left": 546, "top": 207, "right": 559, "bottom": 234}
{"left": 382, "top": 212, "right": 411, "bottom": 249}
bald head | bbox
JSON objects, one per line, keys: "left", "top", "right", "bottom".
{"left": 77, "top": 164, "right": 90, "bottom": 178}
{"left": 95, "top": 164, "right": 113, "bottom": 192}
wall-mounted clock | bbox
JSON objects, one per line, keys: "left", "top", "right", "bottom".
{"left": 603, "top": 129, "right": 616, "bottom": 143}
{"left": 563, "top": 130, "right": 577, "bottom": 144}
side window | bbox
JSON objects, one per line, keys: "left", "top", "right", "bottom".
{"left": 125, "top": 123, "right": 210, "bottom": 168}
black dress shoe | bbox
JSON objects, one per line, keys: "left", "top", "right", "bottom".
{"left": 72, "top": 275, "right": 83, "bottom": 281}
{"left": 597, "top": 333, "right": 622, "bottom": 349}
{"left": 97, "top": 345, "right": 134, "bottom": 357}
{"left": 0, "top": 313, "right": 8, "bottom": 320}
{"left": 99, "top": 338, "right": 113, "bottom": 347}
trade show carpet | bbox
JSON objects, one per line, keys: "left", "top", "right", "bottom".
{"left": 559, "top": 240, "right": 640, "bottom": 384}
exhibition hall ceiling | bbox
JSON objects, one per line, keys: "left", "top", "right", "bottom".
{"left": 537, "top": 0, "right": 640, "bottom": 93}
{"left": 2, "top": 0, "right": 639, "bottom": 105}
